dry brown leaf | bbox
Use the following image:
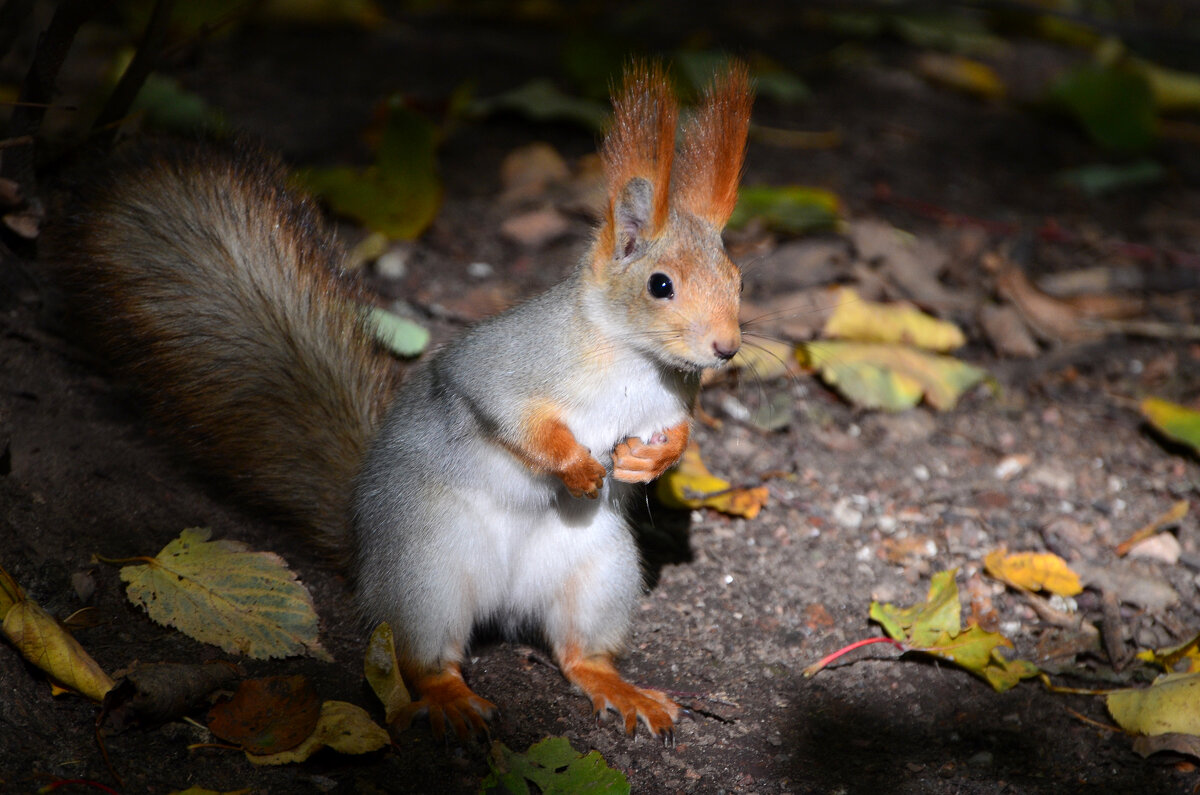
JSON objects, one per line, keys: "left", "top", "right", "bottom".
{"left": 208, "top": 675, "right": 322, "bottom": 755}
{"left": 103, "top": 661, "right": 240, "bottom": 730}
{"left": 994, "top": 264, "right": 1100, "bottom": 343}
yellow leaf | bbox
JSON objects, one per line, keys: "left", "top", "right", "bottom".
{"left": 983, "top": 549, "right": 1083, "bottom": 596}
{"left": 914, "top": 52, "right": 1006, "bottom": 99}
{"left": 1141, "top": 397, "right": 1200, "bottom": 455}
{"left": 2, "top": 599, "right": 114, "bottom": 702}
{"left": 1108, "top": 673, "right": 1200, "bottom": 736}
{"left": 822, "top": 286, "right": 966, "bottom": 351}
{"left": 118, "top": 528, "right": 330, "bottom": 661}
{"left": 799, "top": 341, "right": 987, "bottom": 411}
{"left": 245, "top": 700, "right": 390, "bottom": 764}
{"left": 364, "top": 623, "right": 411, "bottom": 724}
{"left": 1136, "top": 633, "right": 1200, "bottom": 674}
{"left": 655, "top": 443, "right": 768, "bottom": 519}
{"left": 0, "top": 564, "right": 23, "bottom": 618}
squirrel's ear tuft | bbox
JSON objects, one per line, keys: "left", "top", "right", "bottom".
{"left": 599, "top": 60, "right": 678, "bottom": 259}
{"left": 674, "top": 60, "right": 754, "bottom": 229}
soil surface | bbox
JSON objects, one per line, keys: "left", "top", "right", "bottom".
{"left": 2, "top": 5, "right": 1200, "bottom": 794}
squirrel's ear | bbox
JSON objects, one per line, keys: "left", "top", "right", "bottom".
{"left": 598, "top": 61, "right": 678, "bottom": 260}
{"left": 674, "top": 60, "right": 753, "bottom": 229}
{"left": 613, "top": 177, "right": 654, "bottom": 261}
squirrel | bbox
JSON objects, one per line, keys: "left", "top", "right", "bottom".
{"left": 42, "top": 61, "right": 753, "bottom": 742}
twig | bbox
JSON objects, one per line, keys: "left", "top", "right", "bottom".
{"left": 93, "top": 0, "right": 177, "bottom": 146}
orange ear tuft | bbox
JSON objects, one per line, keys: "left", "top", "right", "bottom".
{"left": 600, "top": 60, "right": 678, "bottom": 253}
{"left": 674, "top": 60, "right": 754, "bottom": 228}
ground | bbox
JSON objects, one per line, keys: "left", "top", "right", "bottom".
{"left": 2, "top": 4, "right": 1199, "bottom": 794}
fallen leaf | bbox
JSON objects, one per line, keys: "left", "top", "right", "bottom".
{"left": 364, "top": 622, "right": 411, "bottom": 724}
{"left": 979, "top": 303, "right": 1039, "bottom": 358}
{"left": 1055, "top": 159, "right": 1164, "bottom": 196}
{"left": 914, "top": 52, "right": 1005, "bottom": 99}
{"left": 983, "top": 549, "right": 1083, "bottom": 597}
{"left": 1141, "top": 397, "right": 1200, "bottom": 456}
{"left": 1108, "top": 673, "right": 1200, "bottom": 736}
{"left": 301, "top": 96, "right": 441, "bottom": 240}
{"left": 117, "top": 528, "right": 330, "bottom": 661}
{"left": 1132, "top": 732, "right": 1200, "bottom": 761}
{"left": 1129, "top": 56, "right": 1200, "bottom": 112}
{"left": 727, "top": 185, "right": 842, "bottom": 235}
{"left": 870, "top": 569, "right": 1040, "bottom": 692}
{"left": 1051, "top": 64, "right": 1157, "bottom": 152}
{"left": 366, "top": 305, "right": 429, "bottom": 358}
{"left": 1137, "top": 633, "right": 1200, "bottom": 675}
{"left": 103, "top": 661, "right": 239, "bottom": 730}
{"left": 994, "top": 264, "right": 1100, "bottom": 343}
{"left": 208, "top": 676, "right": 322, "bottom": 755}
{"left": 1073, "top": 560, "right": 1179, "bottom": 611}
{"left": 245, "top": 700, "right": 389, "bottom": 764}
{"left": 500, "top": 142, "right": 570, "bottom": 201}
{"left": 480, "top": 736, "right": 630, "bottom": 795}
{"left": 2, "top": 594, "right": 114, "bottom": 702}
{"left": 655, "top": 442, "right": 769, "bottom": 519}
{"left": 469, "top": 79, "right": 609, "bottom": 132}
{"left": 499, "top": 207, "right": 571, "bottom": 248}
{"left": 822, "top": 286, "right": 966, "bottom": 351}
{"left": 798, "top": 341, "right": 988, "bottom": 411}
{"left": 728, "top": 337, "right": 797, "bottom": 382}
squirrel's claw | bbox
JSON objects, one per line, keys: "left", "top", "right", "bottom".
{"left": 398, "top": 664, "right": 496, "bottom": 741}
{"left": 559, "top": 650, "right": 680, "bottom": 742}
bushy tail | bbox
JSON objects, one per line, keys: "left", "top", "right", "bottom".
{"left": 43, "top": 140, "right": 397, "bottom": 557}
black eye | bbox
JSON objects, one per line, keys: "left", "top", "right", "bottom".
{"left": 647, "top": 272, "right": 674, "bottom": 299}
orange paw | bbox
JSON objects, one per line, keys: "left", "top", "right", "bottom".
{"left": 559, "top": 651, "right": 679, "bottom": 741}
{"left": 559, "top": 453, "right": 606, "bottom": 498}
{"left": 395, "top": 664, "right": 496, "bottom": 740}
{"left": 612, "top": 421, "right": 689, "bottom": 484}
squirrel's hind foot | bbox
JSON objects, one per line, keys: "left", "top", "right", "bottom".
{"left": 397, "top": 662, "right": 496, "bottom": 740}
{"left": 558, "top": 648, "right": 680, "bottom": 741}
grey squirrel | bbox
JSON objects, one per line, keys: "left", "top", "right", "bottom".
{"left": 43, "top": 61, "right": 753, "bottom": 741}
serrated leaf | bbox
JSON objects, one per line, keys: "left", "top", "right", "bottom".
{"left": 727, "top": 185, "right": 842, "bottom": 235}
{"left": 1141, "top": 396, "right": 1200, "bottom": 455}
{"left": 300, "top": 98, "right": 441, "bottom": 240}
{"left": 983, "top": 549, "right": 1083, "bottom": 596}
{"left": 799, "top": 341, "right": 987, "bottom": 411}
{"left": 481, "top": 736, "right": 630, "bottom": 795}
{"left": 870, "top": 569, "right": 962, "bottom": 647}
{"left": 119, "top": 528, "right": 329, "bottom": 661}
{"left": 1108, "top": 673, "right": 1200, "bottom": 736}
{"left": 822, "top": 286, "right": 966, "bottom": 352}
{"left": 364, "top": 622, "right": 411, "bottom": 724}
{"left": 245, "top": 700, "right": 389, "bottom": 764}
{"left": 655, "top": 442, "right": 769, "bottom": 519}
{"left": 366, "top": 306, "right": 429, "bottom": 357}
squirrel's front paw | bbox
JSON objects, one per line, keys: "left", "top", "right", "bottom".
{"left": 559, "top": 454, "right": 606, "bottom": 498}
{"left": 613, "top": 423, "right": 688, "bottom": 483}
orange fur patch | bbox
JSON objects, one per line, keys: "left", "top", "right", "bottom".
{"left": 515, "top": 404, "right": 605, "bottom": 497}
{"left": 600, "top": 60, "right": 679, "bottom": 253}
{"left": 674, "top": 61, "right": 754, "bottom": 227}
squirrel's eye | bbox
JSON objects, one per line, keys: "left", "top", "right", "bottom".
{"left": 647, "top": 272, "right": 674, "bottom": 299}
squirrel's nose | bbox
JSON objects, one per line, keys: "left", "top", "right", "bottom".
{"left": 712, "top": 339, "right": 739, "bottom": 361}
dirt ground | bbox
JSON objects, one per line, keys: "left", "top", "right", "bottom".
{"left": 2, "top": 4, "right": 1200, "bottom": 793}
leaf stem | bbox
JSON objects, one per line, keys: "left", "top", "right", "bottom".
{"left": 803, "top": 636, "right": 906, "bottom": 677}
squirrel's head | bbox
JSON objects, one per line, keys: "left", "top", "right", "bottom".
{"left": 588, "top": 60, "right": 753, "bottom": 372}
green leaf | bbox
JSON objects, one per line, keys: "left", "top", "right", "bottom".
{"left": 366, "top": 306, "right": 429, "bottom": 358}
{"left": 870, "top": 569, "right": 961, "bottom": 647}
{"left": 480, "top": 737, "right": 630, "bottom": 795}
{"left": 300, "top": 98, "right": 441, "bottom": 240}
{"left": 468, "top": 80, "right": 609, "bottom": 132}
{"left": 728, "top": 185, "right": 842, "bottom": 235}
{"left": 799, "top": 341, "right": 988, "bottom": 411}
{"left": 1141, "top": 397, "right": 1200, "bottom": 455}
{"left": 1051, "top": 64, "right": 1157, "bottom": 152}
{"left": 870, "top": 569, "right": 1040, "bottom": 692}
{"left": 1055, "top": 159, "right": 1164, "bottom": 196}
